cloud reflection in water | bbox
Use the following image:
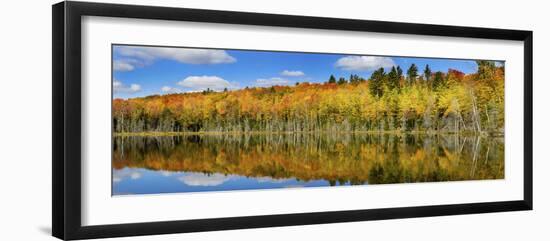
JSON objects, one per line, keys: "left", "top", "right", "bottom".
{"left": 178, "top": 173, "right": 234, "bottom": 187}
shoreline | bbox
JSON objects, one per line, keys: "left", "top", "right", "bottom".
{"left": 113, "top": 130, "right": 504, "bottom": 137}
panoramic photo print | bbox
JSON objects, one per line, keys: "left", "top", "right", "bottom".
{"left": 111, "top": 45, "right": 505, "bottom": 195}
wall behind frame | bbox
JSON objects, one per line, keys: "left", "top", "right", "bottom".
{"left": 0, "top": 0, "right": 547, "bottom": 240}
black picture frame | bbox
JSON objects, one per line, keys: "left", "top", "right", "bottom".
{"left": 52, "top": 1, "right": 533, "bottom": 240}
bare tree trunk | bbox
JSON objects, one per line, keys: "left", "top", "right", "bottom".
{"left": 485, "top": 105, "right": 493, "bottom": 131}
{"left": 120, "top": 113, "right": 124, "bottom": 133}
{"left": 470, "top": 135, "right": 481, "bottom": 178}
{"left": 469, "top": 89, "right": 482, "bottom": 132}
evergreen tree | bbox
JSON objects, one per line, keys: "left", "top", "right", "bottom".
{"left": 406, "top": 63, "right": 418, "bottom": 85}
{"left": 432, "top": 71, "right": 445, "bottom": 89}
{"left": 349, "top": 74, "right": 360, "bottom": 84}
{"left": 337, "top": 77, "right": 347, "bottom": 85}
{"left": 423, "top": 64, "right": 432, "bottom": 86}
{"left": 387, "top": 66, "right": 400, "bottom": 91}
{"left": 476, "top": 60, "right": 496, "bottom": 80}
{"left": 396, "top": 66, "right": 403, "bottom": 80}
{"left": 328, "top": 75, "right": 337, "bottom": 84}
{"left": 369, "top": 68, "right": 386, "bottom": 97}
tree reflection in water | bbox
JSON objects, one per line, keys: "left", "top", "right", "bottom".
{"left": 112, "top": 133, "right": 503, "bottom": 194}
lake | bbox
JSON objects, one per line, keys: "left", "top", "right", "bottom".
{"left": 112, "top": 133, "right": 504, "bottom": 195}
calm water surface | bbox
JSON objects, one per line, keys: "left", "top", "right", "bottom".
{"left": 112, "top": 133, "right": 504, "bottom": 195}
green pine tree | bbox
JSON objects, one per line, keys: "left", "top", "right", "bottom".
{"left": 328, "top": 75, "right": 336, "bottom": 84}
{"left": 406, "top": 63, "right": 418, "bottom": 85}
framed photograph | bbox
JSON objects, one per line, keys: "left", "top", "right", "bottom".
{"left": 52, "top": 1, "right": 533, "bottom": 240}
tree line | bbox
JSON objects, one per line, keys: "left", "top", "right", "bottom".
{"left": 113, "top": 61, "right": 504, "bottom": 134}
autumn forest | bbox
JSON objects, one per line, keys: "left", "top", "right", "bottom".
{"left": 112, "top": 61, "right": 504, "bottom": 135}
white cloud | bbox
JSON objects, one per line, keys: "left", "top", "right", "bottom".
{"left": 255, "top": 77, "right": 291, "bottom": 87}
{"left": 113, "top": 80, "right": 141, "bottom": 94}
{"left": 178, "top": 173, "right": 232, "bottom": 186}
{"left": 161, "top": 171, "right": 173, "bottom": 177}
{"left": 280, "top": 70, "right": 305, "bottom": 77}
{"left": 129, "top": 84, "right": 141, "bottom": 92}
{"left": 177, "top": 75, "right": 234, "bottom": 91}
{"left": 335, "top": 56, "right": 395, "bottom": 71}
{"left": 112, "top": 168, "right": 142, "bottom": 183}
{"left": 161, "top": 86, "right": 181, "bottom": 93}
{"left": 113, "top": 60, "right": 135, "bottom": 72}
{"left": 130, "top": 172, "right": 142, "bottom": 180}
{"left": 114, "top": 46, "right": 236, "bottom": 71}
{"left": 256, "top": 177, "right": 293, "bottom": 183}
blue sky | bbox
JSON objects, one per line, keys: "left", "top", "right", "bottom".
{"left": 112, "top": 45, "right": 488, "bottom": 99}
